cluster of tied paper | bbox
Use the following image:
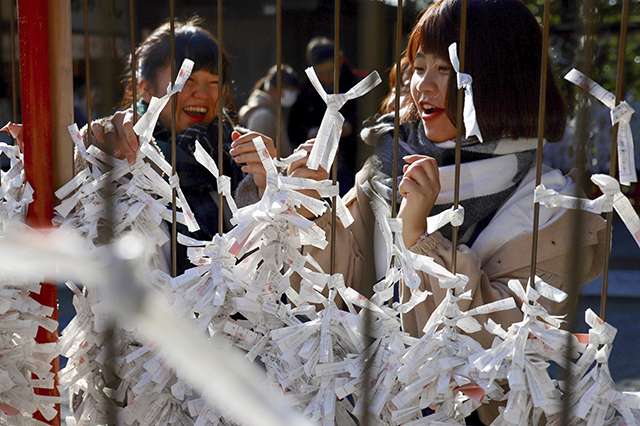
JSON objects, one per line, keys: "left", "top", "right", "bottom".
{"left": 1, "top": 57, "right": 640, "bottom": 426}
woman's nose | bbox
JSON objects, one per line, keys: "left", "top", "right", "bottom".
{"left": 417, "top": 72, "right": 437, "bottom": 94}
{"left": 193, "top": 83, "right": 212, "bottom": 98}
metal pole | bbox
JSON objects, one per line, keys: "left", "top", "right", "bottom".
{"left": 275, "top": 0, "right": 282, "bottom": 160}
{"left": 218, "top": 0, "right": 225, "bottom": 236}
{"left": 330, "top": 0, "right": 340, "bottom": 275}
{"left": 170, "top": 0, "right": 178, "bottom": 276}
{"left": 390, "top": 0, "right": 402, "bottom": 219}
{"left": 130, "top": 0, "right": 137, "bottom": 125}
{"left": 83, "top": 0, "right": 93, "bottom": 150}
{"left": 600, "top": 0, "right": 630, "bottom": 321}
{"left": 450, "top": 0, "right": 468, "bottom": 274}
{"left": 529, "top": 0, "right": 551, "bottom": 283}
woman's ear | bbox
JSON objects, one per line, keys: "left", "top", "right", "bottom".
{"left": 137, "top": 80, "right": 152, "bottom": 102}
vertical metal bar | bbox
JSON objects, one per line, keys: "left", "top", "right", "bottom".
{"left": 561, "top": 1, "right": 596, "bottom": 423}
{"left": 218, "top": 0, "right": 225, "bottom": 236}
{"left": 390, "top": 0, "right": 402, "bottom": 219}
{"left": 130, "top": 0, "right": 137, "bottom": 125}
{"left": 600, "top": 0, "right": 630, "bottom": 321}
{"left": 529, "top": 0, "right": 551, "bottom": 283}
{"left": 10, "top": 0, "right": 17, "bottom": 122}
{"left": 450, "top": 0, "right": 468, "bottom": 274}
{"left": 170, "top": 0, "right": 178, "bottom": 277}
{"left": 275, "top": 0, "right": 282, "bottom": 160}
{"left": 17, "top": 1, "right": 59, "bottom": 423}
{"left": 329, "top": 0, "right": 340, "bottom": 275}
{"left": 388, "top": 0, "right": 403, "bottom": 312}
{"left": 83, "top": 0, "right": 93, "bottom": 144}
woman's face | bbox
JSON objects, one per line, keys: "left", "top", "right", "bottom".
{"left": 410, "top": 49, "right": 457, "bottom": 143}
{"left": 145, "top": 65, "right": 219, "bottom": 133}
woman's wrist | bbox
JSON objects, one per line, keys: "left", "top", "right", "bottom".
{"left": 411, "top": 229, "right": 430, "bottom": 249}
{"left": 401, "top": 224, "right": 428, "bottom": 249}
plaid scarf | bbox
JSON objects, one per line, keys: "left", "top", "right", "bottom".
{"left": 361, "top": 113, "right": 537, "bottom": 243}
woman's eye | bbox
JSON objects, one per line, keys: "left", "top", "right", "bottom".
{"left": 439, "top": 66, "right": 452, "bottom": 73}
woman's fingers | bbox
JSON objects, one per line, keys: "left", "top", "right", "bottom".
{"left": 121, "top": 109, "right": 139, "bottom": 153}
{"left": 287, "top": 140, "right": 329, "bottom": 180}
{"left": 397, "top": 155, "right": 441, "bottom": 246}
{"left": 91, "top": 109, "right": 140, "bottom": 165}
{"left": 231, "top": 131, "right": 276, "bottom": 156}
{"left": 91, "top": 121, "right": 106, "bottom": 144}
{"left": 110, "top": 110, "right": 138, "bottom": 164}
{"left": 231, "top": 131, "right": 274, "bottom": 180}
{"left": 230, "top": 131, "right": 278, "bottom": 171}
{"left": 400, "top": 155, "right": 440, "bottom": 194}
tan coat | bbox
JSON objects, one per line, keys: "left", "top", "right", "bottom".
{"left": 297, "top": 161, "right": 607, "bottom": 423}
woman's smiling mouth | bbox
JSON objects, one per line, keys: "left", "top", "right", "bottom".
{"left": 183, "top": 106, "right": 208, "bottom": 119}
{"left": 420, "top": 102, "right": 444, "bottom": 120}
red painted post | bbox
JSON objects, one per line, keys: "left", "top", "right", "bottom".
{"left": 17, "top": 1, "right": 60, "bottom": 425}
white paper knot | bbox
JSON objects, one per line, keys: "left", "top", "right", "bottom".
{"left": 305, "top": 67, "right": 381, "bottom": 171}
{"left": 565, "top": 68, "right": 637, "bottom": 185}
{"left": 591, "top": 174, "right": 640, "bottom": 249}
{"left": 538, "top": 172, "right": 640, "bottom": 249}
{"left": 427, "top": 205, "right": 465, "bottom": 234}
{"left": 448, "top": 43, "right": 483, "bottom": 142}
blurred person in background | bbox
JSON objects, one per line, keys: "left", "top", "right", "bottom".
{"left": 288, "top": 36, "right": 365, "bottom": 195}
{"left": 239, "top": 64, "right": 299, "bottom": 156}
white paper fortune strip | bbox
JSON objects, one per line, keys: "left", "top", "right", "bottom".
{"left": 133, "top": 59, "right": 194, "bottom": 145}
{"left": 565, "top": 68, "right": 637, "bottom": 185}
{"left": 305, "top": 67, "right": 381, "bottom": 172}
{"left": 535, "top": 173, "right": 640, "bottom": 249}
{"left": 448, "top": 43, "right": 483, "bottom": 142}
{"left": 0, "top": 138, "right": 61, "bottom": 421}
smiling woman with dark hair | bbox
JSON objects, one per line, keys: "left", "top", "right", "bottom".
{"left": 284, "top": 2, "right": 607, "bottom": 422}
{"left": 403, "top": 0, "right": 567, "bottom": 143}
{"left": 78, "top": 17, "right": 276, "bottom": 275}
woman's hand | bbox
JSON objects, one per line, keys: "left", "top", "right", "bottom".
{"left": 287, "top": 140, "right": 329, "bottom": 182}
{"left": 1, "top": 122, "right": 23, "bottom": 151}
{"left": 91, "top": 109, "right": 139, "bottom": 165}
{"left": 397, "top": 154, "right": 440, "bottom": 248}
{"left": 230, "top": 131, "right": 276, "bottom": 197}
{"left": 286, "top": 140, "right": 330, "bottom": 218}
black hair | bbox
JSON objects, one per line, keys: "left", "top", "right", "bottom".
{"left": 119, "top": 17, "right": 235, "bottom": 116}
{"left": 406, "top": 0, "right": 567, "bottom": 142}
{"left": 306, "top": 37, "right": 343, "bottom": 66}
{"left": 252, "top": 64, "right": 299, "bottom": 93}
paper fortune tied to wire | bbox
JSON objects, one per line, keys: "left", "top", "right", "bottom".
{"left": 305, "top": 66, "right": 382, "bottom": 173}
{"left": 448, "top": 42, "right": 483, "bottom": 143}
{"left": 565, "top": 68, "right": 637, "bottom": 185}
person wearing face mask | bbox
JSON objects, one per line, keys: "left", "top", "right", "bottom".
{"left": 287, "top": 36, "right": 366, "bottom": 195}
{"left": 239, "top": 64, "right": 299, "bottom": 156}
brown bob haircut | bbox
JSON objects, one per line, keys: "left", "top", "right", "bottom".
{"left": 405, "top": 0, "right": 567, "bottom": 142}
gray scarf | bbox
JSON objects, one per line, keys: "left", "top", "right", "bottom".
{"left": 361, "top": 113, "right": 537, "bottom": 243}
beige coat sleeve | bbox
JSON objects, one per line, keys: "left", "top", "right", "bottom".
{"left": 295, "top": 165, "right": 379, "bottom": 297}
{"left": 401, "top": 208, "right": 607, "bottom": 348}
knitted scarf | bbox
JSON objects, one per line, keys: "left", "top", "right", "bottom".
{"left": 361, "top": 113, "right": 538, "bottom": 243}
